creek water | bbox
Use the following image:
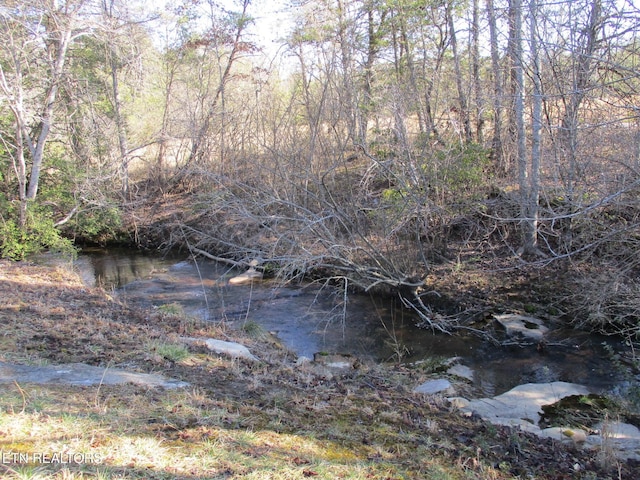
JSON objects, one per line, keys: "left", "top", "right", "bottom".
{"left": 75, "top": 247, "right": 630, "bottom": 397}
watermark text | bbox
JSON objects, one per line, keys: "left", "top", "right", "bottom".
{"left": 1, "top": 451, "right": 103, "bottom": 465}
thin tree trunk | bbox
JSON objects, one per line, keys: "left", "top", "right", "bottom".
{"left": 187, "top": 0, "right": 250, "bottom": 167}
{"left": 14, "top": 118, "right": 28, "bottom": 228}
{"left": 109, "top": 44, "right": 131, "bottom": 200}
{"left": 418, "top": 19, "right": 446, "bottom": 143}
{"left": 559, "top": 0, "right": 602, "bottom": 201}
{"left": 26, "top": 26, "right": 73, "bottom": 200}
{"left": 447, "top": 1, "right": 472, "bottom": 144}
{"left": 337, "top": 0, "right": 357, "bottom": 145}
{"left": 471, "top": 0, "right": 484, "bottom": 144}
{"left": 155, "top": 61, "right": 176, "bottom": 188}
{"left": 506, "top": 0, "right": 520, "bottom": 171}
{"left": 526, "top": 0, "right": 542, "bottom": 255}
{"left": 101, "top": 0, "right": 132, "bottom": 199}
{"left": 486, "top": 0, "right": 504, "bottom": 171}
{"left": 359, "top": 7, "right": 384, "bottom": 145}
{"left": 510, "top": 0, "right": 533, "bottom": 255}
{"left": 0, "top": 58, "right": 28, "bottom": 227}
{"left": 390, "top": 1, "right": 424, "bottom": 139}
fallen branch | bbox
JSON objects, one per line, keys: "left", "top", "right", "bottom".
{"left": 54, "top": 205, "right": 80, "bottom": 226}
{"left": 188, "top": 246, "right": 252, "bottom": 269}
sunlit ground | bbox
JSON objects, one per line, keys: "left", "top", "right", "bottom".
{"left": 0, "top": 383, "right": 482, "bottom": 479}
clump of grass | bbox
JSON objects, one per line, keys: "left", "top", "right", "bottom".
{"left": 145, "top": 340, "right": 190, "bottom": 362}
{"left": 241, "top": 319, "right": 264, "bottom": 338}
{"left": 156, "top": 302, "right": 184, "bottom": 316}
{"left": 156, "top": 302, "right": 203, "bottom": 334}
{"left": 410, "top": 356, "right": 449, "bottom": 374}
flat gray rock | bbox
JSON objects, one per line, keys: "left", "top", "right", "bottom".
{"left": 447, "top": 364, "right": 474, "bottom": 381}
{"left": 228, "top": 268, "right": 263, "bottom": 285}
{"left": 180, "top": 337, "right": 259, "bottom": 361}
{"left": 462, "top": 381, "right": 590, "bottom": 428}
{"left": 0, "top": 361, "right": 189, "bottom": 388}
{"left": 494, "top": 314, "right": 548, "bottom": 340}
{"left": 413, "top": 379, "right": 453, "bottom": 395}
{"left": 458, "top": 382, "right": 640, "bottom": 460}
{"left": 586, "top": 421, "right": 640, "bottom": 461}
{"left": 204, "top": 338, "right": 259, "bottom": 361}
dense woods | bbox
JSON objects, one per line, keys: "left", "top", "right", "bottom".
{"left": 1, "top": 0, "right": 639, "bottom": 336}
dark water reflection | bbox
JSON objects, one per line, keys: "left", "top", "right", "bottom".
{"left": 76, "top": 248, "right": 628, "bottom": 396}
{"left": 74, "top": 247, "right": 185, "bottom": 288}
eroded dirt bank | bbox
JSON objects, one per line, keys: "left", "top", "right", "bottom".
{"left": 127, "top": 189, "right": 638, "bottom": 338}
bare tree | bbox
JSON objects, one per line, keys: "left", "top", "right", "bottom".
{"left": 0, "top": 0, "right": 90, "bottom": 225}
{"left": 558, "top": 0, "right": 603, "bottom": 203}
{"left": 526, "top": 0, "right": 542, "bottom": 255}
{"left": 185, "top": 0, "right": 253, "bottom": 170}
{"left": 486, "top": 0, "right": 505, "bottom": 171}
{"left": 446, "top": 0, "right": 472, "bottom": 144}
{"left": 470, "top": 0, "right": 485, "bottom": 143}
{"left": 508, "top": 0, "right": 541, "bottom": 256}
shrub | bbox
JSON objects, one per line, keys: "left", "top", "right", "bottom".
{"left": 430, "top": 143, "right": 491, "bottom": 197}
{"left": 68, "top": 204, "right": 124, "bottom": 244}
{"left": 0, "top": 202, "right": 76, "bottom": 260}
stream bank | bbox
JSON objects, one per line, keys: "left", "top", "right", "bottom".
{"left": 2, "top": 258, "right": 639, "bottom": 478}
{"left": 77, "top": 247, "right": 633, "bottom": 399}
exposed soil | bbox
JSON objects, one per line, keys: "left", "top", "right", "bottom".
{"left": 1, "top": 259, "right": 639, "bottom": 478}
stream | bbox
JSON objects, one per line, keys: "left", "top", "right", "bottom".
{"left": 75, "top": 247, "right": 630, "bottom": 397}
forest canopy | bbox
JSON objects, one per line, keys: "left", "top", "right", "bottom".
{"left": 1, "top": 0, "right": 639, "bottom": 335}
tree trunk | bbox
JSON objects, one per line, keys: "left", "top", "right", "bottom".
{"left": 336, "top": 0, "right": 357, "bottom": 146}
{"left": 418, "top": 14, "right": 446, "bottom": 144}
{"left": 471, "top": 0, "right": 484, "bottom": 144}
{"left": 486, "top": 0, "right": 504, "bottom": 172}
{"left": 559, "top": 0, "right": 602, "bottom": 201}
{"left": 26, "top": 23, "right": 73, "bottom": 200}
{"left": 187, "top": 0, "right": 251, "bottom": 167}
{"left": 108, "top": 42, "right": 131, "bottom": 200}
{"left": 359, "top": 7, "right": 384, "bottom": 146}
{"left": 15, "top": 118, "right": 28, "bottom": 228}
{"left": 447, "top": 1, "right": 472, "bottom": 144}
{"left": 526, "top": 0, "right": 542, "bottom": 255}
{"left": 506, "top": 0, "right": 520, "bottom": 173}
{"left": 0, "top": 54, "right": 28, "bottom": 227}
{"left": 394, "top": 6, "right": 425, "bottom": 139}
{"left": 509, "top": 0, "right": 537, "bottom": 256}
